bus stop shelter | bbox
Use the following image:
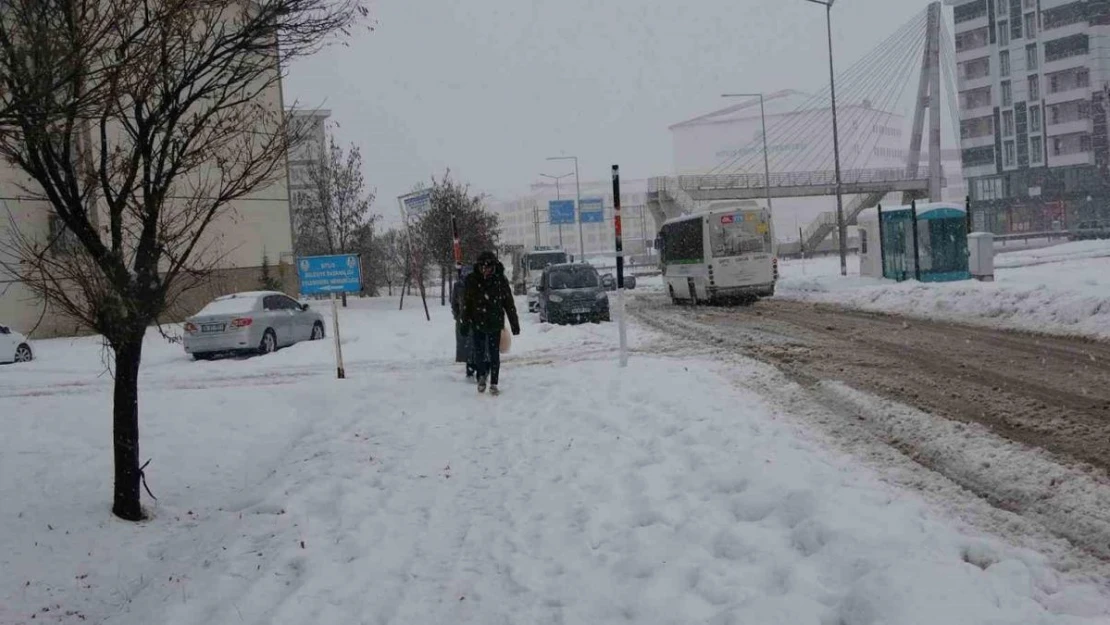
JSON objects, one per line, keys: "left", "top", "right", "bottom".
{"left": 857, "top": 202, "right": 971, "bottom": 283}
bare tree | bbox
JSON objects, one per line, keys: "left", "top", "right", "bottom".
{"left": 416, "top": 172, "right": 500, "bottom": 305}
{"left": 0, "top": 0, "right": 367, "bottom": 521}
{"left": 295, "top": 137, "right": 376, "bottom": 305}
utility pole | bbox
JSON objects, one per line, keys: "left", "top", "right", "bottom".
{"left": 722, "top": 92, "right": 776, "bottom": 252}
{"left": 540, "top": 172, "right": 572, "bottom": 248}
{"left": 801, "top": 0, "right": 847, "bottom": 276}
{"left": 547, "top": 156, "right": 584, "bottom": 261}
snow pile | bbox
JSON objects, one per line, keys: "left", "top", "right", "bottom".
{"left": 1, "top": 297, "right": 1107, "bottom": 624}
{"left": 777, "top": 242, "right": 1110, "bottom": 340}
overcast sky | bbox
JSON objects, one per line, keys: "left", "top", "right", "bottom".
{"left": 284, "top": 0, "right": 940, "bottom": 227}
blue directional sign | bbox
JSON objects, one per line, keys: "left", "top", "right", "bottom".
{"left": 579, "top": 197, "right": 604, "bottom": 223}
{"left": 297, "top": 254, "right": 362, "bottom": 295}
{"left": 549, "top": 199, "right": 576, "bottom": 225}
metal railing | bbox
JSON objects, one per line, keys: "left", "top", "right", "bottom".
{"left": 650, "top": 167, "right": 939, "bottom": 194}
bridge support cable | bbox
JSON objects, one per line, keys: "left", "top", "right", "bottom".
{"left": 783, "top": 26, "right": 925, "bottom": 174}
{"left": 706, "top": 7, "right": 928, "bottom": 177}
{"left": 792, "top": 25, "right": 929, "bottom": 175}
{"left": 727, "top": 9, "right": 927, "bottom": 175}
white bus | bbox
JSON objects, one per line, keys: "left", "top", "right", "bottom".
{"left": 658, "top": 201, "right": 777, "bottom": 305}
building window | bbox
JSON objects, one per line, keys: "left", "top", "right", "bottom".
{"left": 975, "top": 176, "right": 1004, "bottom": 200}
{"left": 1026, "top": 44, "right": 1038, "bottom": 70}
{"left": 961, "top": 115, "right": 994, "bottom": 139}
{"left": 960, "top": 56, "right": 991, "bottom": 80}
{"left": 1044, "top": 33, "right": 1088, "bottom": 63}
{"left": 1002, "top": 80, "right": 1013, "bottom": 106}
{"left": 1002, "top": 110, "right": 1015, "bottom": 136}
{"left": 1043, "top": 1, "right": 1086, "bottom": 30}
{"left": 1024, "top": 13, "right": 1037, "bottom": 38}
{"left": 1049, "top": 99, "right": 1091, "bottom": 125}
{"left": 1023, "top": 0, "right": 1035, "bottom": 8}
{"left": 1000, "top": 50, "right": 1011, "bottom": 77}
{"left": 956, "top": 27, "right": 991, "bottom": 52}
{"left": 1030, "top": 105, "right": 1042, "bottom": 132}
{"left": 955, "top": 0, "right": 988, "bottom": 23}
{"left": 999, "top": 20, "right": 1010, "bottom": 46}
{"left": 1031, "top": 136, "right": 1043, "bottom": 163}
{"left": 963, "top": 145, "right": 996, "bottom": 167}
{"left": 1004, "top": 140, "right": 1016, "bottom": 166}
{"left": 1028, "top": 74, "right": 1040, "bottom": 100}
{"left": 960, "top": 86, "right": 992, "bottom": 109}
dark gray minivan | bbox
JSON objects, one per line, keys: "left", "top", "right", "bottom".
{"left": 537, "top": 263, "right": 610, "bottom": 325}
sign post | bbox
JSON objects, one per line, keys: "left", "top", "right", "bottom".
{"left": 297, "top": 253, "right": 363, "bottom": 379}
{"left": 612, "top": 165, "right": 628, "bottom": 368}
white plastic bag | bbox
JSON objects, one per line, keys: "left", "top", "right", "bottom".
{"left": 499, "top": 326, "right": 511, "bottom": 353}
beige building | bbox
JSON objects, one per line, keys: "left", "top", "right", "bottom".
{"left": 0, "top": 84, "right": 299, "bottom": 338}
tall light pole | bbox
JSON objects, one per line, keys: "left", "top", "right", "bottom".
{"left": 540, "top": 172, "right": 573, "bottom": 248}
{"left": 803, "top": 0, "right": 847, "bottom": 276}
{"left": 547, "top": 155, "right": 584, "bottom": 261}
{"left": 722, "top": 92, "right": 775, "bottom": 249}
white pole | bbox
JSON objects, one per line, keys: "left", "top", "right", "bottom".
{"left": 617, "top": 288, "right": 628, "bottom": 368}
{"left": 574, "top": 156, "right": 584, "bottom": 262}
{"left": 331, "top": 292, "right": 346, "bottom": 379}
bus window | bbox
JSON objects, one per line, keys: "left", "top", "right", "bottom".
{"left": 661, "top": 220, "right": 703, "bottom": 263}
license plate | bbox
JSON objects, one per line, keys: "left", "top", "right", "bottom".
{"left": 201, "top": 323, "right": 226, "bottom": 333}
{"left": 572, "top": 307, "right": 591, "bottom": 314}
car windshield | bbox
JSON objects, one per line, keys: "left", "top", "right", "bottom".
{"left": 548, "top": 267, "right": 599, "bottom": 290}
{"left": 196, "top": 296, "right": 260, "bottom": 316}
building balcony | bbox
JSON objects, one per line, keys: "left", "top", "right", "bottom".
{"left": 962, "top": 162, "right": 999, "bottom": 179}
{"left": 953, "top": 14, "right": 989, "bottom": 34}
{"left": 958, "top": 73, "right": 993, "bottom": 91}
{"left": 1046, "top": 118, "right": 1092, "bottom": 137}
{"left": 960, "top": 133, "right": 996, "bottom": 149}
{"left": 1047, "top": 150, "right": 1094, "bottom": 167}
{"left": 1045, "top": 86, "right": 1092, "bottom": 106}
{"left": 1040, "top": 19, "right": 1087, "bottom": 41}
{"left": 956, "top": 44, "right": 992, "bottom": 64}
{"left": 960, "top": 103, "right": 994, "bottom": 120}
{"left": 1042, "top": 52, "right": 1089, "bottom": 75}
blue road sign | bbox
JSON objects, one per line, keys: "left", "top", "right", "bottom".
{"left": 297, "top": 254, "right": 363, "bottom": 295}
{"left": 549, "top": 199, "right": 576, "bottom": 225}
{"left": 579, "top": 197, "right": 604, "bottom": 223}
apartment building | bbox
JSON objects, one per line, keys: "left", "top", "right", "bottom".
{"left": 952, "top": 0, "right": 1110, "bottom": 233}
{"left": 0, "top": 86, "right": 298, "bottom": 337}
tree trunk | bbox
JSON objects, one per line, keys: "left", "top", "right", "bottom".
{"left": 112, "top": 332, "right": 146, "bottom": 521}
{"left": 440, "top": 265, "right": 447, "bottom": 306}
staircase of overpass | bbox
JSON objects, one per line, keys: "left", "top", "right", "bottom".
{"left": 647, "top": 1, "right": 959, "bottom": 255}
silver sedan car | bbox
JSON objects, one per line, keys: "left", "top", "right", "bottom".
{"left": 182, "top": 291, "right": 325, "bottom": 360}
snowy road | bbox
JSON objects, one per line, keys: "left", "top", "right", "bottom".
{"left": 2, "top": 297, "right": 1109, "bottom": 624}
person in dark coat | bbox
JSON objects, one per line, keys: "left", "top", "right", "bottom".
{"left": 450, "top": 264, "right": 476, "bottom": 378}
{"left": 461, "top": 251, "right": 520, "bottom": 394}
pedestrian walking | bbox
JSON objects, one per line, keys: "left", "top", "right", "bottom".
{"left": 451, "top": 264, "right": 476, "bottom": 378}
{"left": 461, "top": 251, "right": 520, "bottom": 395}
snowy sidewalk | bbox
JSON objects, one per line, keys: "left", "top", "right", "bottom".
{"left": 2, "top": 297, "right": 1108, "bottom": 624}
{"left": 776, "top": 240, "right": 1110, "bottom": 341}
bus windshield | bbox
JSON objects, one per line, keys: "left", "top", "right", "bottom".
{"left": 709, "top": 211, "right": 772, "bottom": 257}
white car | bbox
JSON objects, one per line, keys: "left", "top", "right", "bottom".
{"left": 0, "top": 323, "right": 33, "bottom": 364}
{"left": 182, "top": 291, "right": 326, "bottom": 360}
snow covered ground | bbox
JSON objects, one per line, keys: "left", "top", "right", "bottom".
{"left": 2, "top": 296, "right": 1109, "bottom": 624}
{"left": 777, "top": 240, "right": 1110, "bottom": 340}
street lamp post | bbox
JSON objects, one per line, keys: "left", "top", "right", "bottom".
{"left": 540, "top": 172, "right": 573, "bottom": 248}
{"left": 722, "top": 92, "right": 775, "bottom": 247}
{"left": 547, "top": 156, "right": 585, "bottom": 261}
{"left": 803, "top": 0, "right": 847, "bottom": 276}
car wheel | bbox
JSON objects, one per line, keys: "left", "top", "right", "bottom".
{"left": 192, "top": 352, "right": 214, "bottom": 361}
{"left": 311, "top": 322, "right": 325, "bottom": 340}
{"left": 14, "top": 344, "right": 32, "bottom": 363}
{"left": 259, "top": 329, "right": 277, "bottom": 355}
